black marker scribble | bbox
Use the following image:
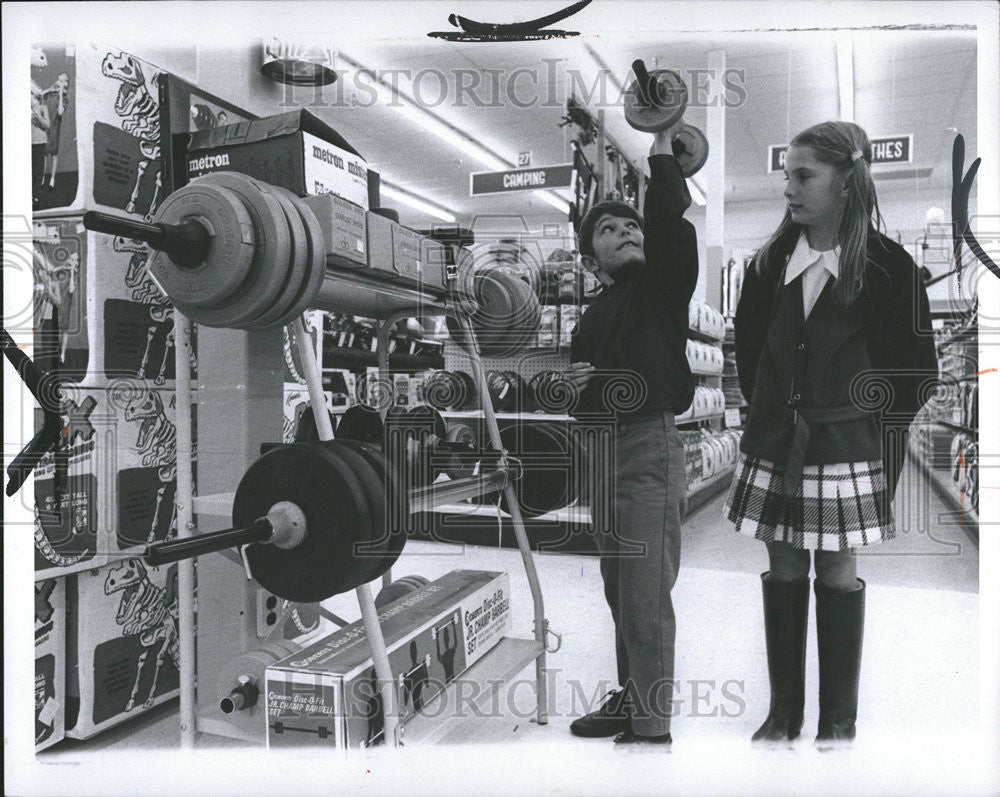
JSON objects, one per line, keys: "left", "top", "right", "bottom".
{"left": 952, "top": 134, "right": 1000, "bottom": 285}
{"left": 428, "top": 0, "right": 593, "bottom": 41}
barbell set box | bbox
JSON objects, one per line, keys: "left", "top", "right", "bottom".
{"left": 264, "top": 570, "right": 511, "bottom": 749}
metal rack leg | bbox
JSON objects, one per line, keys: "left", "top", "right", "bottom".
{"left": 458, "top": 315, "right": 549, "bottom": 725}
{"left": 175, "top": 313, "right": 197, "bottom": 748}
{"left": 291, "top": 316, "right": 401, "bottom": 747}
{"left": 376, "top": 317, "right": 399, "bottom": 589}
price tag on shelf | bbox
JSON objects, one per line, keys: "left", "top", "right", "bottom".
{"left": 724, "top": 408, "right": 742, "bottom": 428}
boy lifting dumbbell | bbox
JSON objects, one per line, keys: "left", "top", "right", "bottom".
{"left": 566, "top": 61, "right": 705, "bottom": 745}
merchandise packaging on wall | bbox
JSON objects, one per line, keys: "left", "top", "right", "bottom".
{"left": 66, "top": 558, "right": 180, "bottom": 738}
{"left": 32, "top": 384, "right": 194, "bottom": 579}
{"left": 31, "top": 218, "right": 198, "bottom": 387}
{"left": 265, "top": 570, "right": 511, "bottom": 749}
{"left": 35, "top": 578, "right": 67, "bottom": 751}
{"left": 32, "top": 43, "right": 168, "bottom": 220}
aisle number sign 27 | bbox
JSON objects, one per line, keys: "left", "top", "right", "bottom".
{"left": 768, "top": 135, "right": 912, "bottom": 172}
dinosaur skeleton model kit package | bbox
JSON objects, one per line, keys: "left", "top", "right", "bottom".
{"left": 32, "top": 384, "right": 191, "bottom": 579}
{"left": 31, "top": 217, "right": 196, "bottom": 388}
{"left": 32, "top": 43, "right": 168, "bottom": 220}
{"left": 35, "top": 578, "right": 67, "bottom": 751}
{"left": 65, "top": 558, "right": 180, "bottom": 738}
{"left": 265, "top": 570, "right": 511, "bottom": 749}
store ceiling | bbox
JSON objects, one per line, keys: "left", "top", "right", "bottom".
{"left": 245, "top": 21, "right": 980, "bottom": 229}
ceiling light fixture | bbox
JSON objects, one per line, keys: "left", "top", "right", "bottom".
{"left": 260, "top": 39, "right": 337, "bottom": 86}
{"left": 380, "top": 181, "right": 457, "bottom": 223}
{"left": 340, "top": 51, "right": 570, "bottom": 214}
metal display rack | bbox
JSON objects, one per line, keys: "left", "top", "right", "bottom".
{"left": 167, "top": 276, "right": 553, "bottom": 749}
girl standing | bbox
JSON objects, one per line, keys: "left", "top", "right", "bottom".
{"left": 725, "top": 121, "right": 938, "bottom": 744}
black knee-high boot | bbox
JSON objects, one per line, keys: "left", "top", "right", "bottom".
{"left": 752, "top": 573, "right": 809, "bottom": 742}
{"left": 815, "top": 578, "right": 866, "bottom": 742}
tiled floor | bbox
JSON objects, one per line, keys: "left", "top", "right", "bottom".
{"left": 36, "top": 458, "right": 982, "bottom": 791}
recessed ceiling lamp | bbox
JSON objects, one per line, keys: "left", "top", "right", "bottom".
{"left": 261, "top": 39, "right": 337, "bottom": 86}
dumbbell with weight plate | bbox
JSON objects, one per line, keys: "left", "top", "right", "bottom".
{"left": 624, "top": 59, "right": 709, "bottom": 178}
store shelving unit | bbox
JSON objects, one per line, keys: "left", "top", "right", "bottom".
{"left": 161, "top": 267, "right": 556, "bottom": 750}
{"left": 907, "top": 309, "right": 979, "bottom": 544}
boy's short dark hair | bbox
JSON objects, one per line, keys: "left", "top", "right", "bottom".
{"left": 578, "top": 201, "right": 644, "bottom": 259}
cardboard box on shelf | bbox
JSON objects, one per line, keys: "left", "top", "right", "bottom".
{"left": 265, "top": 570, "right": 511, "bottom": 749}
{"left": 301, "top": 193, "right": 368, "bottom": 269}
{"left": 365, "top": 210, "right": 399, "bottom": 279}
{"left": 32, "top": 385, "right": 192, "bottom": 579}
{"left": 421, "top": 238, "right": 448, "bottom": 294}
{"left": 35, "top": 578, "right": 67, "bottom": 751}
{"left": 29, "top": 217, "right": 198, "bottom": 387}
{"left": 393, "top": 224, "right": 424, "bottom": 284}
{"left": 186, "top": 109, "right": 369, "bottom": 209}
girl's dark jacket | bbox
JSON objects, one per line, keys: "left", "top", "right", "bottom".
{"left": 735, "top": 226, "right": 939, "bottom": 496}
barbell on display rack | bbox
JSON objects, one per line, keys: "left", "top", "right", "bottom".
{"left": 142, "top": 402, "right": 590, "bottom": 598}
{"left": 624, "top": 59, "right": 709, "bottom": 178}
{"left": 144, "top": 441, "right": 407, "bottom": 602}
{"left": 82, "top": 175, "right": 540, "bottom": 357}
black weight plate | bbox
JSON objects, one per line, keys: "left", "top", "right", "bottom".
{"left": 404, "top": 405, "right": 448, "bottom": 488}
{"left": 454, "top": 371, "right": 476, "bottom": 409}
{"left": 674, "top": 123, "right": 710, "bottom": 178}
{"left": 310, "top": 440, "right": 388, "bottom": 585}
{"left": 337, "top": 440, "right": 407, "bottom": 580}
{"left": 443, "top": 422, "right": 478, "bottom": 480}
{"left": 531, "top": 370, "right": 578, "bottom": 414}
{"left": 486, "top": 370, "right": 515, "bottom": 413}
{"left": 293, "top": 406, "right": 339, "bottom": 442}
{"left": 503, "top": 371, "right": 530, "bottom": 413}
{"left": 253, "top": 186, "right": 310, "bottom": 329}
{"left": 270, "top": 186, "right": 328, "bottom": 326}
{"left": 374, "top": 579, "right": 419, "bottom": 609}
{"left": 235, "top": 444, "right": 371, "bottom": 602}
{"left": 337, "top": 405, "right": 384, "bottom": 445}
{"left": 542, "top": 421, "right": 585, "bottom": 508}
{"left": 473, "top": 269, "right": 517, "bottom": 356}
{"left": 503, "top": 274, "right": 541, "bottom": 356}
{"left": 147, "top": 183, "right": 255, "bottom": 308}
{"left": 423, "top": 370, "right": 468, "bottom": 412}
{"left": 383, "top": 405, "right": 417, "bottom": 489}
{"left": 492, "top": 421, "right": 573, "bottom": 517}
{"left": 189, "top": 172, "right": 293, "bottom": 329}
{"left": 624, "top": 68, "right": 688, "bottom": 133}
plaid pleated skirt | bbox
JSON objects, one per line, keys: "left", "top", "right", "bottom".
{"left": 724, "top": 452, "right": 895, "bottom": 551}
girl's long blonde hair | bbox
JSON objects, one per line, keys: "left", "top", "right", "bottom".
{"left": 755, "top": 121, "right": 885, "bottom": 305}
